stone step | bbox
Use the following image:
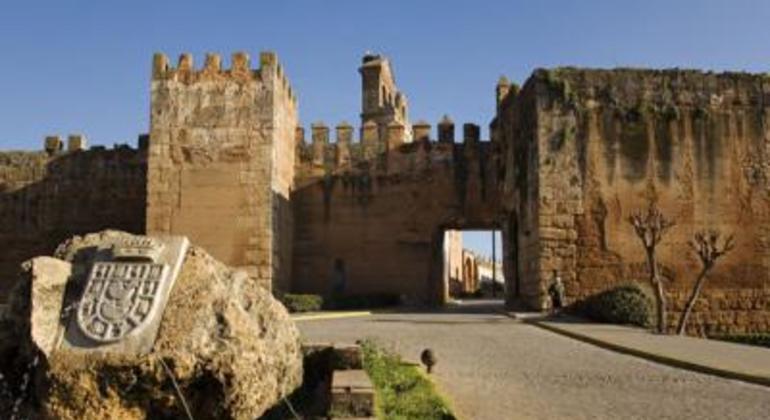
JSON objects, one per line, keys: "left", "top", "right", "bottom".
{"left": 332, "top": 344, "right": 363, "bottom": 370}
{"left": 330, "top": 369, "right": 375, "bottom": 418}
{"left": 302, "top": 342, "right": 363, "bottom": 370}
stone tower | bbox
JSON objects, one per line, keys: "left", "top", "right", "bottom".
{"left": 359, "top": 53, "right": 412, "bottom": 142}
{"left": 145, "top": 51, "right": 298, "bottom": 292}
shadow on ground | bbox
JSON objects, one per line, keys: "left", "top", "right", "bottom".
{"left": 372, "top": 298, "right": 508, "bottom": 316}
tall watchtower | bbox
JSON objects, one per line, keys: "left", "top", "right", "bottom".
{"left": 146, "top": 51, "right": 298, "bottom": 292}
{"left": 359, "top": 54, "right": 412, "bottom": 142}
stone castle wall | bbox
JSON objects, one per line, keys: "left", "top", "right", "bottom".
{"left": 291, "top": 119, "right": 501, "bottom": 304}
{"left": 499, "top": 68, "right": 770, "bottom": 334}
{"left": 1, "top": 51, "right": 768, "bottom": 333}
{"left": 0, "top": 140, "right": 147, "bottom": 298}
{"left": 146, "top": 51, "right": 298, "bottom": 290}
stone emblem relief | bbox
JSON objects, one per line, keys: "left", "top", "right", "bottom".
{"left": 111, "top": 236, "right": 165, "bottom": 261}
{"left": 76, "top": 237, "right": 170, "bottom": 343}
{"left": 77, "top": 262, "right": 169, "bottom": 343}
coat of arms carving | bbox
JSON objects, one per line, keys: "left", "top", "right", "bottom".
{"left": 77, "top": 262, "right": 169, "bottom": 342}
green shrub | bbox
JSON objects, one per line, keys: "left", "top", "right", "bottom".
{"left": 280, "top": 294, "right": 323, "bottom": 313}
{"left": 578, "top": 283, "right": 654, "bottom": 328}
{"left": 360, "top": 340, "right": 456, "bottom": 420}
{"left": 326, "top": 293, "right": 400, "bottom": 310}
{"left": 708, "top": 334, "right": 770, "bottom": 349}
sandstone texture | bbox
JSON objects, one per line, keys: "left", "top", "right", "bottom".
{"left": 497, "top": 68, "right": 770, "bottom": 333}
{"left": 146, "top": 52, "right": 297, "bottom": 292}
{"left": 1, "top": 51, "right": 768, "bottom": 334}
{"left": 2, "top": 230, "right": 302, "bottom": 419}
{"left": 0, "top": 147, "right": 147, "bottom": 300}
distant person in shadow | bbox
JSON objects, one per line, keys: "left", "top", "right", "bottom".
{"left": 548, "top": 269, "right": 565, "bottom": 316}
{"left": 329, "top": 258, "right": 347, "bottom": 307}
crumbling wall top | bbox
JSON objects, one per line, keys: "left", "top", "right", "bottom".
{"left": 152, "top": 51, "right": 297, "bottom": 106}
{"left": 528, "top": 66, "right": 770, "bottom": 109}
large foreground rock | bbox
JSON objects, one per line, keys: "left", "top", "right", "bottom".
{"left": 2, "top": 230, "right": 302, "bottom": 419}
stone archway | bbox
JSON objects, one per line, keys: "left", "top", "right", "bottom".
{"left": 432, "top": 223, "right": 515, "bottom": 306}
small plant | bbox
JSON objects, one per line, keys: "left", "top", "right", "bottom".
{"left": 579, "top": 283, "right": 655, "bottom": 328}
{"left": 629, "top": 202, "right": 675, "bottom": 333}
{"left": 360, "top": 340, "right": 456, "bottom": 420}
{"left": 279, "top": 294, "right": 323, "bottom": 313}
{"left": 676, "top": 230, "right": 734, "bottom": 335}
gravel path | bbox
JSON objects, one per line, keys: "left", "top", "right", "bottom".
{"left": 298, "top": 301, "right": 770, "bottom": 420}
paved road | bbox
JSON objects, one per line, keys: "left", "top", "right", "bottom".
{"left": 298, "top": 300, "right": 770, "bottom": 420}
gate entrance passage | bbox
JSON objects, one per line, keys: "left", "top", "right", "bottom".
{"left": 443, "top": 229, "right": 503, "bottom": 301}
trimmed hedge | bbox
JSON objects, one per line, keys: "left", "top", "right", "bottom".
{"left": 709, "top": 334, "right": 770, "bottom": 349}
{"left": 280, "top": 294, "right": 323, "bottom": 313}
{"left": 578, "top": 283, "right": 655, "bottom": 328}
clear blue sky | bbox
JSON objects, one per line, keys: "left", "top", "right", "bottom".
{"left": 463, "top": 231, "right": 502, "bottom": 261}
{"left": 1, "top": 1, "right": 769, "bottom": 151}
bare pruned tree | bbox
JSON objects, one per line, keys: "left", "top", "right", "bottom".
{"left": 676, "top": 230, "right": 735, "bottom": 335}
{"left": 629, "top": 203, "right": 675, "bottom": 334}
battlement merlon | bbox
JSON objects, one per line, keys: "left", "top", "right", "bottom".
{"left": 297, "top": 118, "right": 491, "bottom": 147}
{"left": 151, "top": 51, "right": 297, "bottom": 108}
{"left": 42, "top": 134, "right": 89, "bottom": 156}
{"left": 295, "top": 120, "right": 493, "bottom": 178}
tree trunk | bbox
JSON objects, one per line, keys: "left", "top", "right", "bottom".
{"left": 676, "top": 269, "right": 708, "bottom": 335}
{"left": 647, "top": 249, "right": 667, "bottom": 334}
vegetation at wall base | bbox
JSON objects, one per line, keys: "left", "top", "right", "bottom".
{"left": 576, "top": 283, "right": 655, "bottom": 328}
{"left": 708, "top": 333, "right": 770, "bottom": 349}
{"left": 455, "top": 289, "right": 484, "bottom": 299}
{"left": 360, "top": 340, "right": 456, "bottom": 420}
{"left": 326, "top": 293, "right": 401, "bottom": 310}
{"left": 279, "top": 294, "right": 323, "bottom": 313}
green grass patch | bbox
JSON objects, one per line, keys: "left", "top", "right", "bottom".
{"left": 361, "top": 340, "right": 456, "bottom": 420}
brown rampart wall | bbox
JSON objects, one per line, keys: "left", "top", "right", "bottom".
{"left": 501, "top": 68, "right": 770, "bottom": 334}
{"left": 291, "top": 120, "right": 501, "bottom": 304}
{"left": 0, "top": 143, "right": 147, "bottom": 299}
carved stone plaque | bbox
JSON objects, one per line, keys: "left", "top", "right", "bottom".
{"left": 76, "top": 262, "right": 168, "bottom": 342}
{"left": 61, "top": 234, "right": 189, "bottom": 355}
{"left": 111, "top": 237, "right": 165, "bottom": 262}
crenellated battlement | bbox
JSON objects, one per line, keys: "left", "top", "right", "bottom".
{"left": 38, "top": 134, "right": 149, "bottom": 157}
{"left": 151, "top": 51, "right": 297, "bottom": 106}
{"left": 295, "top": 118, "right": 492, "bottom": 177}
{"left": 2, "top": 51, "right": 768, "bottom": 331}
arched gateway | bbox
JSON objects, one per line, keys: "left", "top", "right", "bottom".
{"left": 0, "top": 52, "right": 768, "bottom": 334}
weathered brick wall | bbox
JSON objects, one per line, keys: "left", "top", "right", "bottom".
{"left": 502, "top": 68, "right": 770, "bottom": 333}
{"left": 291, "top": 122, "right": 500, "bottom": 304}
{"left": 497, "top": 82, "right": 542, "bottom": 307}
{"left": 146, "top": 51, "right": 298, "bottom": 291}
{"left": 0, "top": 145, "right": 146, "bottom": 299}
{"left": 271, "top": 59, "right": 298, "bottom": 292}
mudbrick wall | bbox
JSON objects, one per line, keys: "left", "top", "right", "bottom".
{"left": 499, "top": 68, "right": 770, "bottom": 334}
{"left": 146, "top": 51, "right": 298, "bottom": 291}
{"left": 291, "top": 120, "right": 502, "bottom": 304}
{"left": 0, "top": 141, "right": 147, "bottom": 299}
